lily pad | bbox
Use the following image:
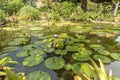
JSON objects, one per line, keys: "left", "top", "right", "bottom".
{"left": 65, "top": 46, "right": 79, "bottom": 52}
{"left": 55, "top": 50, "right": 67, "bottom": 55}
{"left": 0, "top": 53, "right": 9, "bottom": 59}
{"left": 110, "top": 53, "right": 120, "bottom": 60}
{"left": 8, "top": 38, "right": 28, "bottom": 46}
{"left": 90, "top": 44, "right": 105, "bottom": 51}
{"left": 44, "top": 47, "right": 55, "bottom": 53}
{"left": 23, "top": 45, "right": 37, "bottom": 51}
{"left": 27, "top": 71, "right": 51, "bottom": 80}
{"left": 98, "top": 50, "right": 110, "bottom": 55}
{"left": 23, "top": 55, "right": 44, "bottom": 66}
{"left": 76, "top": 35, "right": 87, "bottom": 40}
{"left": 94, "top": 55, "right": 111, "bottom": 63}
{"left": 79, "top": 48, "right": 92, "bottom": 55}
{"left": 2, "top": 46, "right": 19, "bottom": 52}
{"left": 64, "top": 63, "right": 72, "bottom": 70}
{"left": 72, "top": 53, "right": 90, "bottom": 61}
{"left": 16, "top": 51, "right": 28, "bottom": 57}
{"left": 29, "top": 49, "right": 45, "bottom": 55}
{"left": 45, "top": 57, "right": 65, "bottom": 70}
{"left": 72, "top": 62, "right": 82, "bottom": 72}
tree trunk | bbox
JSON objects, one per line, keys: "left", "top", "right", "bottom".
{"left": 114, "top": 1, "right": 119, "bottom": 16}
{"left": 81, "top": 0, "right": 87, "bottom": 12}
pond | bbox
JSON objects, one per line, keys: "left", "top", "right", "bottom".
{"left": 0, "top": 29, "right": 120, "bottom": 80}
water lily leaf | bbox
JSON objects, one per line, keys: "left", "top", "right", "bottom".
{"left": 98, "top": 50, "right": 110, "bottom": 55}
{"left": 72, "top": 53, "right": 90, "bottom": 61}
{"left": 27, "top": 71, "right": 51, "bottom": 80}
{"left": 90, "top": 44, "right": 105, "bottom": 51}
{"left": 79, "top": 48, "right": 92, "bottom": 55}
{"left": 110, "top": 53, "right": 120, "bottom": 60}
{"left": 23, "top": 55, "right": 44, "bottom": 66}
{"left": 72, "top": 62, "right": 82, "bottom": 72}
{"left": 94, "top": 55, "right": 111, "bottom": 63}
{"left": 23, "top": 45, "right": 37, "bottom": 51}
{"left": 55, "top": 50, "right": 67, "bottom": 55}
{"left": 76, "top": 35, "right": 87, "bottom": 40}
{"left": 8, "top": 38, "right": 28, "bottom": 46}
{"left": 16, "top": 51, "right": 28, "bottom": 57}
{"left": 29, "top": 49, "right": 45, "bottom": 55}
{"left": 44, "top": 47, "right": 55, "bottom": 53}
{"left": 2, "top": 46, "right": 19, "bottom": 52}
{"left": 65, "top": 46, "right": 79, "bottom": 52}
{"left": 33, "top": 41, "right": 45, "bottom": 46}
{"left": 45, "top": 57, "right": 65, "bottom": 70}
{"left": 64, "top": 63, "right": 72, "bottom": 70}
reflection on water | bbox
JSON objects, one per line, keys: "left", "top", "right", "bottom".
{"left": 106, "top": 61, "right": 120, "bottom": 77}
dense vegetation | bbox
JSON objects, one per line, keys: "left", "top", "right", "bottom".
{"left": 0, "top": 0, "right": 120, "bottom": 80}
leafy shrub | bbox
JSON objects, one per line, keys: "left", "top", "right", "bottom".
{"left": 2, "top": 0, "right": 24, "bottom": 15}
{"left": 0, "top": 9, "right": 7, "bottom": 23}
{"left": 19, "top": 5, "right": 40, "bottom": 21}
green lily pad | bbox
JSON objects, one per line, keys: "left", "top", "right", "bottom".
{"left": 94, "top": 55, "right": 111, "bottom": 63}
{"left": 55, "top": 50, "right": 67, "bottom": 55}
{"left": 76, "top": 35, "right": 87, "bottom": 40}
{"left": 72, "top": 53, "right": 90, "bottom": 61}
{"left": 79, "top": 48, "right": 92, "bottom": 55}
{"left": 23, "top": 55, "right": 44, "bottom": 66}
{"left": 8, "top": 38, "right": 28, "bottom": 46}
{"left": 45, "top": 57, "right": 65, "bottom": 70}
{"left": 23, "top": 45, "right": 37, "bottom": 51}
{"left": 98, "top": 50, "right": 110, "bottom": 55}
{"left": 64, "top": 63, "right": 72, "bottom": 70}
{"left": 90, "top": 44, "right": 105, "bottom": 51}
{"left": 110, "top": 53, "right": 120, "bottom": 60}
{"left": 29, "top": 49, "right": 45, "bottom": 55}
{"left": 2, "top": 46, "right": 19, "bottom": 52}
{"left": 16, "top": 51, "right": 28, "bottom": 57}
{"left": 33, "top": 41, "right": 45, "bottom": 46}
{"left": 65, "top": 46, "right": 79, "bottom": 52}
{"left": 72, "top": 62, "right": 82, "bottom": 72}
{"left": 27, "top": 71, "right": 51, "bottom": 80}
{"left": 44, "top": 47, "right": 55, "bottom": 53}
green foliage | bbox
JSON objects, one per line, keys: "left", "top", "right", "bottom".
{"left": 19, "top": 5, "right": 40, "bottom": 20}
{"left": 94, "top": 55, "right": 111, "bottom": 63}
{"left": 6, "top": 70, "right": 26, "bottom": 80}
{"left": 110, "top": 53, "right": 120, "bottom": 60}
{"left": 1, "top": 0, "right": 24, "bottom": 15}
{"left": 0, "top": 9, "right": 7, "bottom": 23}
{"left": 27, "top": 71, "right": 51, "bottom": 80}
{"left": 45, "top": 57, "right": 65, "bottom": 70}
{"left": 8, "top": 38, "right": 28, "bottom": 46}
{"left": 23, "top": 55, "right": 44, "bottom": 66}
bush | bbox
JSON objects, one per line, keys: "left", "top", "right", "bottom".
{"left": 19, "top": 5, "right": 40, "bottom": 21}
{"left": 3, "top": 0, "right": 24, "bottom": 15}
{"left": 0, "top": 10, "right": 7, "bottom": 23}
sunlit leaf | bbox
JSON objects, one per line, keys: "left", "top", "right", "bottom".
{"left": 45, "top": 57, "right": 65, "bottom": 70}
{"left": 16, "top": 51, "right": 28, "bottom": 57}
{"left": 94, "top": 55, "right": 111, "bottom": 63}
{"left": 27, "top": 71, "right": 51, "bottom": 80}
{"left": 55, "top": 49, "right": 67, "bottom": 55}
{"left": 23, "top": 55, "right": 44, "bottom": 66}
{"left": 110, "top": 53, "right": 120, "bottom": 60}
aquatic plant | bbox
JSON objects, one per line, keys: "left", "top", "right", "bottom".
{"left": 27, "top": 71, "right": 51, "bottom": 80}
{"left": 23, "top": 55, "right": 44, "bottom": 66}
{"left": 45, "top": 57, "right": 65, "bottom": 70}
{"left": 74, "top": 59, "right": 113, "bottom": 80}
